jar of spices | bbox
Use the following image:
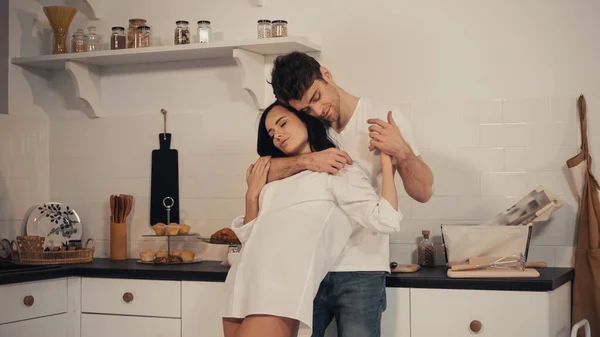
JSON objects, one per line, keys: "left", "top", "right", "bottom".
{"left": 174, "top": 20, "right": 190, "bottom": 45}
{"left": 272, "top": 20, "right": 288, "bottom": 37}
{"left": 71, "top": 28, "right": 86, "bottom": 53}
{"left": 85, "top": 26, "right": 101, "bottom": 51}
{"left": 127, "top": 18, "right": 147, "bottom": 48}
{"left": 257, "top": 20, "right": 272, "bottom": 38}
{"left": 110, "top": 27, "right": 126, "bottom": 50}
{"left": 417, "top": 230, "right": 436, "bottom": 267}
{"left": 135, "top": 26, "right": 151, "bottom": 48}
{"left": 197, "top": 20, "right": 211, "bottom": 43}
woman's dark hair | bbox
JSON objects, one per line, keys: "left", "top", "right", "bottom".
{"left": 257, "top": 101, "right": 336, "bottom": 158}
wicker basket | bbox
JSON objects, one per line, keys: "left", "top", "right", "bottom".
{"left": 12, "top": 238, "right": 95, "bottom": 265}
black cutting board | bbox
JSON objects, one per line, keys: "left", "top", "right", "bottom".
{"left": 150, "top": 133, "right": 180, "bottom": 226}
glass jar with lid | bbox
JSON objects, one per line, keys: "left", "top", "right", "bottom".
{"left": 85, "top": 26, "right": 102, "bottom": 51}
{"left": 127, "top": 18, "right": 147, "bottom": 48}
{"left": 197, "top": 20, "right": 211, "bottom": 43}
{"left": 257, "top": 20, "right": 272, "bottom": 38}
{"left": 174, "top": 20, "right": 191, "bottom": 45}
{"left": 110, "top": 26, "right": 126, "bottom": 50}
{"left": 135, "top": 26, "right": 151, "bottom": 48}
{"left": 71, "top": 28, "right": 86, "bottom": 53}
{"left": 272, "top": 20, "right": 288, "bottom": 37}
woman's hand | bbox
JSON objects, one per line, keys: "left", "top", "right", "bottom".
{"left": 380, "top": 151, "right": 393, "bottom": 169}
{"left": 246, "top": 156, "right": 271, "bottom": 200}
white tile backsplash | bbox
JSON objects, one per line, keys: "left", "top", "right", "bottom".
{"left": 480, "top": 123, "right": 534, "bottom": 147}
{"left": 480, "top": 172, "right": 532, "bottom": 196}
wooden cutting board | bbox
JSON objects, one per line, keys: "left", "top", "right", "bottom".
{"left": 150, "top": 133, "right": 180, "bottom": 226}
{"left": 391, "top": 264, "right": 421, "bottom": 273}
{"left": 447, "top": 268, "right": 540, "bottom": 278}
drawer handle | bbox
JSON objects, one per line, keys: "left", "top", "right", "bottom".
{"left": 469, "top": 320, "right": 482, "bottom": 333}
{"left": 123, "top": 292, "right": 134, "bottom": 303}
{"left": 23, "top": 295, "right": 34, "bottom": 307}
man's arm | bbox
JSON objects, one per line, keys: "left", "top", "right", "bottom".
{"left": 394, "top": 153, "right": 433, "bottom": 203}
{"left": 265, "top": 148, "right": 354, "bottom": 183}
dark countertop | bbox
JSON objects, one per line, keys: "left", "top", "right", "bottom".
{"left": 0, "top": 259, "right": 574, "bottom": 292}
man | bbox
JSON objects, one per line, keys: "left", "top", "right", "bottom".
{"left": 267, "top": 51, "right": 433, "bottom": 337}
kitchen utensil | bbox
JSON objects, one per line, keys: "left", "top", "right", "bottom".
{"left": 451, "top": 253, "right": 526, "bottom": 271}
{"left": 468, "top": 256, "right": 547, "bottom": 268}
{"left": 447, "top": 268, "right": 540, "bottom": 278}
{"left": 150, "top": 109, "right": 180, "bottom": 226}
{"left": 26, "top": 202, "right": 82, "bottom": 248}
{"left": 110, "top": 194, "right": 128, "bottom": 260}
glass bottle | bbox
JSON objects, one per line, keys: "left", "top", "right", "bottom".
{"left": 417, "top": 230, "right": 435, "bottom": 267}
{"left": 71, "top": 28, "right": 86, "bottom": 53}
{"left": 127, "top": 18, "right": 147, "bottom": 48}
{"left": 85, "top": 26, "right": 101, "bottom": 51}
{"left": 196, "top": 20, "right": 211, "bottom": 43}
{"left": 110, "top": 26, "right": 126, "bottom": 50}
{"left": 174, "top": 20, "right": 191, "bottom": 45}
{"left": 272, "top": 20, "right": 288, "bottom": 37}
{"left": 257, "top": 20, "right": 272, "bottom": 38}
{"left": 135, "top": 26, "right": 151, "bottom": 48}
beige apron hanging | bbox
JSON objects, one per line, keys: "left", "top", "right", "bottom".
{"left": 568, "top": 95, "right": 600, "bottom": 337}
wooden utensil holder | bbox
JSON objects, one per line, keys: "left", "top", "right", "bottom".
{"left": 110, "top": 221, "right": 127, "bottom": 260}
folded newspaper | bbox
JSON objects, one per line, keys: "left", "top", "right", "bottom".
{"left": 480, "top": 185, "right": 563, "bottom": 226}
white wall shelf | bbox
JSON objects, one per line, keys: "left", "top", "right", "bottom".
{"left": 11, "top": 37, "right": 321, "bottom": 117}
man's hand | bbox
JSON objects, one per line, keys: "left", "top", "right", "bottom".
{"left": 303, "top": 148, "right": 353, "bottom": 175}
{"left": 367, "top": 111, "right": 413, "bottom": 160}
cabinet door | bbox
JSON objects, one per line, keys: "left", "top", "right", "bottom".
{"left": 0, "top": 278, "right": 67, "bottom": 325}
{"left": 182, "top": 281, "right": 226, "bottom": 337}
{"left": 411, "top": 288, "right": 550, "bottom": 337}
{"left": 0, "top": 313, "right": 69, "bottom": 337}
{"left": 81, "top": 313, "right": 180, "bottom": 337}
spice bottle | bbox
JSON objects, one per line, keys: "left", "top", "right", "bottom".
{"left": 85, "top": 26, "right": 101, "bottom": 51}
{"left": 127, "top": 18, "right": 147, "bottom": 48}
{"left": 257, "top": 20, "right": 272, "bottom": 38}
{"left": 197, "top": 20, "right": 211, "bottom": 43}
{"left": 110, "top": 26, "right": 126, "bottom": 50}
{"left": 135, "top": 26, "right": 151, "bottom": 48}
{"left": 417, "top": 230, "right": 435, "bottom": 267}
{"left": 174, "top": 20, "right": 190, "bottom": 45}
{"left": 272, "top": 20, "right": 288, "bottom": 37}
{"left": 71, "top": 28, "right": 86, "bottom": 53}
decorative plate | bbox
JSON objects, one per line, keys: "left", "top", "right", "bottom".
{"left": 26, "top": 202, "right": 82, "bottom": 248}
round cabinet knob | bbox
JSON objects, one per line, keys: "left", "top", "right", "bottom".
{"left": 469, "top": 320, "right": 482, "bottom": 333}
{"left": 23, "top": 295, "right": 34, "bottom": 307}
{"left": 122, "top": 292, "right": 134, "bottom": 303}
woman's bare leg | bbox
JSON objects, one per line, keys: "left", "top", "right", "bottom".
{"left": 223, "top": 318, "right": 243, "bottom": 337}
{"left": 236, "top": 314, "right": 297, "bottom": 337}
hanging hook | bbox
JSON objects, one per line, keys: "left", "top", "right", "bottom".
{"left": 161, "top": 108, "right": 168, "bottom": 140}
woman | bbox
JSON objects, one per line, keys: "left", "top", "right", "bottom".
{"left": 220, "top": 101, "right": 402, "bottom": 337}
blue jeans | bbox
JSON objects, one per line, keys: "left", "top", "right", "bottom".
{"left": 311, "top": 271, "right": 387, "bottom": 337}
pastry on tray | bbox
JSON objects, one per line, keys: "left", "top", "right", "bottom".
{"left": 179, "top": 224, "right": 191, "bottom": 235}
{"left": 181, "top": 249, "right": 195, "bottom": 262}
{"left": 153, "top": 223, "right": 166, "bottom": 235}
{"left": 156, "top": 248, "right": 168, "bottom": 258}
{"left": 170, "top": 249, "right": 181, "bottom": 257}
{"left": 166, "top": 223, "right": 181, "bottom": 235}
{"left": 140, "top": 250, "right": 154, "bottom": 262}
{"left": 210, "top": 228, "right": 241, "bottom": 245}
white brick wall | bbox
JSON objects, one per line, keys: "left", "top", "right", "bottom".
{"left": 6, "top": 0, "right": 600, "bottom": 268}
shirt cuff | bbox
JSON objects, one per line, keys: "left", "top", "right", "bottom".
{"left": 377, "top": 198, "right": 403, "bottom": 232}
{"left": 230, "top": 215, "right": 256, "bottom": 244}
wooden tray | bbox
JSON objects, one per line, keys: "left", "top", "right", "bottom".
{"left": 447, "top": 267, "right": 540, "bottom": 278}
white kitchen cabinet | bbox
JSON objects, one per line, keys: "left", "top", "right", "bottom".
{"left": 0, "top": 313, "right": 70, "bottom": 337}
{"left": 182, "top": 281, "right": 227, "bottom": 337}
{"left": 81, "top": 313, "right": 180, "bottom": 337}
{"left": 410, "top": 282, "right": 572, "bottom": 337}
{"left": 0, "top": 278, "right": 68, "bottom": 325}
{"left": 81, "top": 277, "right": 181, "bottom": 318}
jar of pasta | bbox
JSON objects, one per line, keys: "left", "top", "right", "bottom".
{"left": 135, "top": 25, "right": 151, "bottom": 48}
{"left": 257, "top": 20, "right": 272, "bottom": 38}
{"left": 272, "top": 20, "right": 288, "bottom": 37}
{"left": 127, "top": 18, "right": 147, "bottom": 48}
